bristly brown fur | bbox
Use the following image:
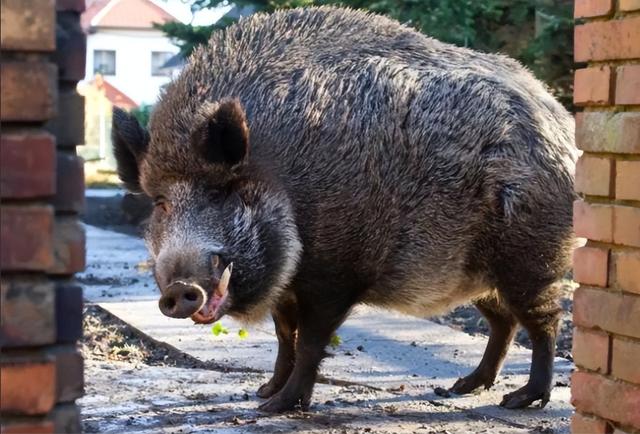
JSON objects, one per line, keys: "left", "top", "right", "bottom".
{"left": 112, "top": 7, "right": 577, "bottom": 414}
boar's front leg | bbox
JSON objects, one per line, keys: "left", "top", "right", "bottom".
{"left": 257, "top": 298, "right": 298, "bottom": 398}
{"left": 258, "top": 293, "right": 352, "bottom": 413}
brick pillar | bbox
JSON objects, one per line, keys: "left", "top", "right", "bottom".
{"left": 1, "top": 0, "right": 86, "bottom": 432}
{"left": 571, "top": 1, "right": 640, "bottom": 434}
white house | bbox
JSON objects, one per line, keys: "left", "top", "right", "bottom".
{"left": 81, "top": 0, "right": 182, "bottom": 106}
{"left": 77, "top": 0, "right": 247, "bottom": 171}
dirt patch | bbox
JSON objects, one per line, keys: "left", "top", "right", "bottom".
{"left": 81, "top": 319, "right": 553, "bottom": 434}
{"left": 82, "top": 304, "right": 260, "bottom": 372}
{"left": 83, "top": 303, "right": 191, "bottom": 366}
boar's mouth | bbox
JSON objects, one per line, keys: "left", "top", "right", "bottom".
{"left": 190, "top": 263, "right": 233, "bottom": 324}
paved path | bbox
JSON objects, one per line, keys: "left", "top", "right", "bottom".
{"left": 79, "top": 224, "right": 573, "bottom": 433}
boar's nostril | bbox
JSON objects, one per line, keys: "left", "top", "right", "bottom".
{"left": 184, "top": 291, "right": 198, "bottom": 302}
{"left": 159, "top": 296, "right": 177, "bottom": 313}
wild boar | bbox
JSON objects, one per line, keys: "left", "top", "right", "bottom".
{"left": 112, "top": 6, "right": 577, "bottom": 413}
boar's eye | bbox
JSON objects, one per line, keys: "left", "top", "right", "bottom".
{"left": 154, "top": 196, "right": 170, "bottom": 214}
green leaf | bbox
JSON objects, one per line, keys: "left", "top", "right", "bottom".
{"left": 211, "top": 322, "right": 229, "bottom": 336}
{"left": 329, "top": 334, "right": 342, "bottom": 348}
{"left": 238, "top": 328, "right": 249, "bottom": 339}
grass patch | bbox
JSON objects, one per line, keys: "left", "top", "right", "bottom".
{"left": 85, "top": 162, "right": 121, "bottom": 189}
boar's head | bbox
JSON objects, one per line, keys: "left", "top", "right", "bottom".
{"left": 111, "top": 100, "right": 301, "bottom": 324}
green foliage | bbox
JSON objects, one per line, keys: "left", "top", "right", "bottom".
{"left": 329, "top": 334, "right": 342, "bottom": 348}
{"left": 157, "top": 0, "right": 573, "bottom": 107}
{"left": 517, "top": 3, "right": 574, "bottom": 106}
{"left": 210, "top": 322, "right": 249, "bottom": 339}
{"left": 154, "top": 21, "right": 217, "bottom": 57}
{"left": 130, "top": 103, "right": 154, "bottom": 128}
{"left": 211, "top": 321, "right": 229, "bottom": 336}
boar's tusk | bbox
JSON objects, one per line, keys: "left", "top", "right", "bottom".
{"left": 217, "top": 262, "right": 233, "bottom": 297}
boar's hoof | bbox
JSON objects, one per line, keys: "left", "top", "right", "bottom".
{"left": 499, "top": 383, "right": 550, "bottom": 409}
{"left": 449, "top": 372, "right": 495, "bottom": 395}
{"left": 256, "top": 381, "right": 281, "bottom": 399}
{"left": 258, "top": 393, "right": 308, "bottom": 413}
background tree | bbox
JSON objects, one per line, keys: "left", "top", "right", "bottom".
{"left": 158, "top": 0, "right": 573, "bottom": 107}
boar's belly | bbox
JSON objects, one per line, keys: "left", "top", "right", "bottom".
{"left": 366, "top": 275, "right": 493, "bottom": 318}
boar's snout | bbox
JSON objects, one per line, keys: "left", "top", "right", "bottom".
{"left": 158, "top": 281, "right": 206, "bottom": 319}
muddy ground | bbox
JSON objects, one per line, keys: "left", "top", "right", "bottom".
{"left": 81, "top": 305, "right": 567, "bottom": 434}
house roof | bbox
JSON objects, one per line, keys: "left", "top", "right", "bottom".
{"left": 94, "top": 75, "right": 139, "bottom": 110}
{"left": 82, "top": 0, "right": 177, "bottom": 32}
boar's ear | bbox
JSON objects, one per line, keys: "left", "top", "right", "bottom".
{"left": 192, "top": 99, "right": 249, "bottom": 167}
{"left": 112, "top": 107, "right": 149, "bottom": 193}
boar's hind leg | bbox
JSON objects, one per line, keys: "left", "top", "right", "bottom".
{"left": 450, "top": 295, "right": 517, "bottom": 395}
{"left": 258, "top": 296, "right": 353, "bottom": 413}
{"left": 499, "top": 284, "right": 560, "bottom": 409}
{"left": 257, "top": 298, "right": 298, "bottom": 398}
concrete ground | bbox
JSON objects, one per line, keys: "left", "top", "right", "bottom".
{"left": 79, "top": 224, "right": 574, "bottom": 434}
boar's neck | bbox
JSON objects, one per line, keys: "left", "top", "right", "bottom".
{"left": 229, "top": 163, "right": 303, "bottom": 321}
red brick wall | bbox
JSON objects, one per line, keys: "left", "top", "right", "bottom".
{"left": 0, "top": 0, "right": 86, "bottom": 432}
{"left": 572, "top": 1, "right": 640, "bottom": 433}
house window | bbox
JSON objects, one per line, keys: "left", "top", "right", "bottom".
{"left": 151, "top": 51, "right": 173, "bottom": 76}
{"left": 93, "top": 50, "right": 116, "bottom": 75}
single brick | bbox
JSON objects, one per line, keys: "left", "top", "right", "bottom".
{"left": 571, "top": 371, "right": 640, "bottom": 428}
{"left": 573, "top": 200, "right": 613, "bottom": 242}
{"left": 53, "top": 11, "right": 87, "bottom": 82}
{"left": 572, "top": 327, "right": 610, "bottom": 372}
{"left": 0, "top": 133, "right": 56, "bottom": 199}
{"left": 52, "top": 152, "right": 85, "bottom": 213}
{"left": 55, "top": 284, "right": 83, "bottom": 343}
{"left": 0, "top": 205, "right": 54, "bottom": 271}
{"left": 616, "top": 65, "right": 640, "bottom": 106}
{"left": 44, "top": 89, "right": 84, "bottom": 147}
{"left": 574, "top": 0, "right": 613, "bottom": 17}
{"left": 0, "top": 62, "right": 57, "bottom": 122}
{"left": 575, "top": 16, "right": 640, "bottom": 62}
{"left": 573, "top": 246, "right": 609, "bottom": 287}
{"left": 616, "top": 160, "right": 640, "bottom": 201}
{"left": 612, "top": 337, "right": 640, "bottom": 383}
{"left": 619, "top": 0, "right": 640, "bottom": 11}
{"left": 575, "top": 112, "right": 640, "bottom": 154}
{"left": 48, "top": 218, "right": 86, "bottom": 276}
{"left": 616, "top": 250, "right": 640, "bottom": 295}
{"left": 0, "top": 278, "right": 56, "bottom": 347}
{"left": 52, "top": 403, "right": 82, "bottom": 434}
{"left": 613, "top": 206, "right": 640, "bottom": 247}
{"left": 574, "top": 67, "right": 612, "bottom": 106}
{"left": 1, "top": 420, "right": 55, "bottom": 434}
{"left": 575, "top": 155, "right": 612, "bottom": 196}
{"left": 47, "top": 346, "right": 84, "bottom": 402}
{"left": 56, "top": 0, "right": 86, "bottom": 12}
{"left": 0, "top": 0, "right": 56, "bottom": 52}
{"left": 574, "top": 287, "right": 640, "bottom": 339}
{"left": 571, "top": 412, "right": 610, "bottom": 434}
{"left": 0, "top": 362, "right": 56, "bottom": 415}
